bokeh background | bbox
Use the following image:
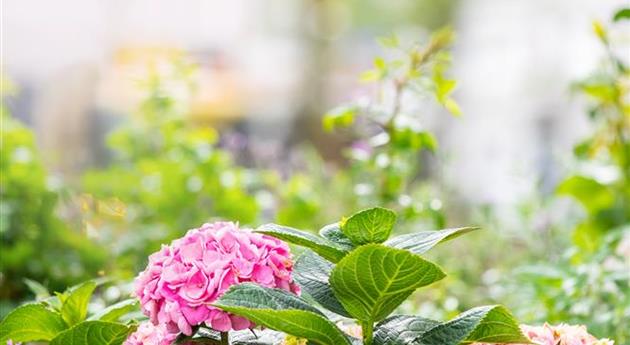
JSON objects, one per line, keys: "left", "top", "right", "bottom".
{"left": 2, "top": 0, "right": 625, "bottom": 205}
{"left": 2, "top": 0, "right": 629, "bottom": 342}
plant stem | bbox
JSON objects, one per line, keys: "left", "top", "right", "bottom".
{"left": 362, "top": 321, "right": 374, "bottom": 345}
{"left": 220, "top": 331, "right": 229, "bottom": 345}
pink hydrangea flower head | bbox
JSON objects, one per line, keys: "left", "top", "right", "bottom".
{"left": 134, "top": 222, "right": 300, "bottom": 335}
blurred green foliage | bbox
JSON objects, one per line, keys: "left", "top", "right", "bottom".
{"left": 509, "top": 13, "right": 630, "bottom": 343}
{"left": 81, "top": 58, "right": 261, "bottom": 275}
{"left": 1, "top": 12, "right": 628, "bottom": 340}
{"left": 556, "top": 18, "right": 630, "bottom": 252}
{"left": 348, "top": 0, "right": 458, "bottom": 30}
{"left": 0, "top": 80, "right": 107, "bottom": 306}
{"left": 277, "top": 29, "right": 459, "bottom": 231}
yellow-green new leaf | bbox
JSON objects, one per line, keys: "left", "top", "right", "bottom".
{"left": 61, "top": 281, "right": 97, "bottom": 326}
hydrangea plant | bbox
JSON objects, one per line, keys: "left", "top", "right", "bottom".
{"left": 0, "top": 207, "right": 531, "bottom": 345}
{"left": 213, "top": 206, "right": 532, "bottom": 345}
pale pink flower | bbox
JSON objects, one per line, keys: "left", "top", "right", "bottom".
{"left": 124, "top": 322, "right": 179, "bottom": 345}
{"left": 474, "top": 323, "right": 614, "bottom": 345}
{"left": 134, "top": 222, "right": 300, "bottom": 336}
{"left": 336, "top": 321, "right": 363, "bottom": 338}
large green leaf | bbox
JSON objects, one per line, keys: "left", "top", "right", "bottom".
{"left": 50, "top": 321, "right": 133, "bottom": 345}
{"left": 214, "top": 283, "right": 351, "bottom": 345}
{"left": 418, "top": 305, "right": 531, "bottom": 345}
{"left": 373, "top": 315, "right": 439, "bottom": 345}
{"left": 341, "top": 207, "right": 397, "bottom": 245}
{"left": 0, "top": 303, "right": 68, "bottom": 343}
{"left": 61, "top": 281, "right": 97, "bottom": 326}
{"left": 330, "top": 244, "right": 445, "bottom": 322}
{"left": 319, "top": 223, "right": 355, "bottom": 251}
{"left": 294, "top": 250, "right": 351, "bottom": 317}
{"left": 256, "top": 223, "right": 348, "bottom": 262}
{"left": 88, "top": 299, "right": 139, "bottom": 322}
{"left": 385, "top": 227, "right": 479, "bottom": 255}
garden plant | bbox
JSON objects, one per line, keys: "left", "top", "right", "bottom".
{"left": 0, "top": 207, "right": 534, "bottom": 345}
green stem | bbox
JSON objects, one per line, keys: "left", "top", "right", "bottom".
{"left": 362, "top": 321, "right": 374, "bottom": 345}
{"left": 220, "top": 331, "right": 229, "bottom": 345}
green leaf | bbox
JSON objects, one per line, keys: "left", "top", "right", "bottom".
{"left": 360, "top": 69, "right": 382, "bottom": 82}
{"left": 319, "top": 223, "right": 355, "bottom": 251}
{"left": 24, "top": 278, "right": 51, "bottom": 300}
{"left": 579, "top": 82, "right": 616, "bottom": 103}
{"left": 374, "top": 57, "right": 387, "bottom": 70}
{"left": 88, "top": 299, "right": 139, "bottom": 322}
{"left": 373, "top": 315, "right": 439, "bottom": 345}
{"left": 613, "top": 8, "right": 630, "bottom": 22}
{"left": 61, "top": 281, "right": 97, "bottom": 326}
{"left": 377, "top": 35, "right": 399, "bottom": 48}
{"left": 572, "top": 221, "right": 602, "bottom": 252}
{"left": 391, "top": 129, "right": 438, "bottom": 152}
{"left": 323, "top": 105, "right": 357, "bottom": 132}
{"left": 256, "top": 223, "right": 349, "bottom": 263}
{"left": 330, "top": 244, "right": 445, "bottom": 322}
{"left": 294, "top": 250, "right": 351, "bottom": 317}
{"left": 385, "top": 227, "right": 479, "bottom": 255}
{"left": 419, "top": 305, "right": 531, "bottom": 345}
{"left": 557, "top": 175, "right": 614, "bottom": 213}
{"left": 341, "top": 207, "right": 397, "bottom": 245}
{"left": 443, "top": 98, "right": 461, "bottom": 116}
{"left": 435, "top": 78, "right": 457, "bottom": 103}
{"left": 50, "top": 321, "right": 134, "bottom": 345}
{"left": 214, "top": 283, "right": 351, "bottom": 345}
{"left": 0, "top": 303, "right": 68, "bottom": 343}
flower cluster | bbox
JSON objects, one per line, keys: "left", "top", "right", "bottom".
{"left": 474, "top": 323, "right": 614, "bottom": 345}
{"left": 133, "top": 221, "right": 300, "bottom": 338}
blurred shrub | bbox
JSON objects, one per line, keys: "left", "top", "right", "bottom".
{"left": 0, "top": 84, "right": 107, "bottom": 306}
{"left": 81, "top": 58, "right": 261, "bottom": 274}
{"left": 509, "top": 12, "right": 630, "bottom": 343}
{"left": 276, "top": 29, "right": 459, "bottom": 231}
{"left": 556, "top": 18, "right": 630, "bottom": 252}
